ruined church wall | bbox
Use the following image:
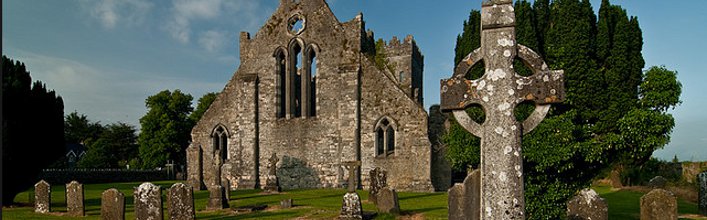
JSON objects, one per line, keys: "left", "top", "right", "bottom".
{"left": 241, "top": 0, "right": 364, "bottom": 189}
{"left": 360, "top": 56, "right": 434, "bottom": 192}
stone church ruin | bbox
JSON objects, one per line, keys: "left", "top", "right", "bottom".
{"left": 187, "top": 0, "right": 449, "bottom": 192}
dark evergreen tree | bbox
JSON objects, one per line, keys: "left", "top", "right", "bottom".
{"left": 2, "top": 55, "right": 65, "bottom": 204}
{"left": 444, "top": 1, "right": 681, "bottom": 218}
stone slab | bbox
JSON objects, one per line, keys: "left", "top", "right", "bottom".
{"left": 640, "top": 189, "right": 677, "bottom": 220}
{"left": 134, "top": 182, "right": 163, "bottom": 220}
{"left": 566, "top": 188, "right": 608, "bottom": 220}
{"left": 101, "top": 188, "right": 125, "bottom": 220}
{"left": 698, "top": 172, "right": 707, "bottom": 215}
{"left": 376, "top": 188, "right": 399, "bottom": 214}
{"left": 168, "top": 183, "right": 195, "bottom": 220}
{"left": 339, "top": 192, "right": 362, "bottom": 220}
{"left": 34, "top": 180, "right": 51, "bottom": 213}
{"left": 66, "top": 181, "right": 85, "bottom": 217}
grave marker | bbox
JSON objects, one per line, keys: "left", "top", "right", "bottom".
{"left": 168, "top": 183, "right": 195, "bottom": 220}
{"left": 440, "top": 0, "right": 565, "bottom": 218}
{"left": 66, "top": 181, "right": 85, "bottom": 217}
{"left": 134, "top": 182, "right": 163, "bottom": 220}
{"left": 101, "top": 188, "right": 125, "bottom": 220}
{"left": 34, "top": 180, "right": 51, "bottom": 213}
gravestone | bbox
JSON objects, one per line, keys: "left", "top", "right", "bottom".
{"left": 376, "top": 188, "right": 400, "bottom": 214}
{"left": 66, "top": 181, "right": 85, "bottom": 216}
{"left": 206, "top": 185, "right": 229, "bottom": 210}
{"left": 264, "top": 153, "right": 281, "bottom": 193}
{"left": 647, "top": 176, "right": 667, "bottom": 188}
{"left": 280, "top": 199, "right": 293, "bottom": 208}
{"left": 168, "top": 183, "right": 195, "bottom": 220}
{"left": 368, "top": 167, "right": 387, "bottom": 204}
{"left": 339, "top": 161, "right": 363, "bottom": 220}
{"left": 101, "top": 188, "right": 125, "bottom": 220}
{"left": 34, "top": 180, "right": 51, "bottom": 213}
{"left": 447, "top": 169, "right": 480, "bottom": 220}
{"left": 640, "top": 189, "right": 677, "bottom": 220}
{"left": 698, "top": 172, "right": 707, "bottom": 215}
{"left": 566, "top": 188, "right": 608, "bottom": 220}
{"left": 440, "top": 0, "right": 565, "bottom": 218}
{"left": 134, "top": 182, "right": 163, "bottom": 220}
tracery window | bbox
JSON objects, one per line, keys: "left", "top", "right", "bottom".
{"left": 374, "top": 117, "right": 396, "bottom": 157}
{"left": 212, "top": 125, "right": 228, "bottom": 161}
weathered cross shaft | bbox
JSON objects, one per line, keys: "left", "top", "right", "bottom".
{"left": 440, "top": 0, "right": 565, "bottom": 219}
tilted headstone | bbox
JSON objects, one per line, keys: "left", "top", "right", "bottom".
{"left": 376, "top": 188, "right": 400, "bottom": 214}
{"left": 440, "top": 0, "right": 565, "bottom": 218}
{"left": 134, "top": 182, "right": 163, "bottom": 220}
{"left": 698, "top": 172, "right": 707, "bottom": 215}
{"left": 339, "top": 161, "right": 363, "bottom": 220}
{"left": 34, "top": 180, "right": 51, "bottom": 213}
{"left": 368, "top": 167, "right": 387, "bottom": 204}
{"left": 264, "top": 153, "right": 281, "bottom": 193}
{"left": 448, "top": 183, "right": 465, "bottom": 220}
{"left": 647, "top": 176, "right": 667, "bottom": 189}
{"left": 640, "top": 189, "right": 677, "bottom": 220}
{"left": 168, "top": 183, "right": 195, "bottom": 220}
{"left": 447, "top": 170, "right": 480, "bottom": 220}
{"left": 101, "top": 188, "right": 125, "bottom": 220}
{"left": 206, "top": 185, "right": 229, "bottom": 210}
{"left": 566, "top": 188, "right": 608, "bottom": 220}
{"left": 66, "top": 181, "right": 85, "bottom": 217}
{"left": 280, "top": 199, "right": 293, "bottom": 208}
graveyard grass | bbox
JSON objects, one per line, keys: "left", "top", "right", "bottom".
{"left": 2, "top": 181, "right": 703, "bottom": 219}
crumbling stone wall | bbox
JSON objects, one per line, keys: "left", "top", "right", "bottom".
{"left": 188, "top": 0, "right": 437, "bottom": 192}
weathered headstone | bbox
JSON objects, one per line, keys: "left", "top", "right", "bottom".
{"left": 368, "top": 167, "right": 387, "bottom": 204}
{"left": 340, "top": 161, "right": 363, "bottom": 220}
{"left": 376, "top": 188, "right": 400, "bottom": 214}
{"left": 640, "top": 189, "right": 677, "bottom": 220}
{"left": 206, "top": 185, "right": 229, "bottom": 210}
{"left": 134, "top": 182, "right": 163, "bottom": 220}
{"left": 566, "top": 188, "right": 608, "bottom": 220}
{"left": 647, "top": 176, "right": 667, "bottom": 189}
{"left": 34, "top": 180, "right": 51, "bottom": 213}
{"left": 440, "top": 0, "right": 565, "bottom": 218}
{"left": 101, "top": 188, "right": 125, "bottom": 220}
{"left": 698, "top": 172, "right": 707, "bottom": 215}
{"left": 280, "top": 199, "right": 293, "bottom": 208}
{"left": 168, "top": 183, "right": 195, "bottom": 220}
{"left": 264, "top": 153, "right": 281, "bottom": 193}
{"left": 66, "top": 181, "right": 85, "bottom": 217}
{"left": 447, "top": 170, "right": 480, "bottom": 220}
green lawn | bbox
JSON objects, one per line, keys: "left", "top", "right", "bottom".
{"left": 3, "top": 182, "right": 703, "bottom": 219}
{"left": 2, "top": 181, "right": 446, "bottom": 219}
{"left": 594, "top": 186, "right": 702, "bottom": 220}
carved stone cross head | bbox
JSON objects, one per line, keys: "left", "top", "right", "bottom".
{"left": 439, "top": 0, "right": 565, "bottom": 219}
{"left": 342, "top": 161, "right": 362, "bottom": 193}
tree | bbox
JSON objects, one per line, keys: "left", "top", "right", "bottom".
{"left": 189, "top": 92, "right": 219, "bottom": 124}
{"left": 444, "top": 0, "right": 681, "bottom": 218}
{"left": 64, "top": 111, "right": 104, "bottom": 144}
{"left": 2, "top": 55, "right": 65, "bottom": 204}
{"left": 138, "top": 90, "right": 193, "bottom": 168}
{"left": 77, "top": 122, "right": 138, "bottom": 168}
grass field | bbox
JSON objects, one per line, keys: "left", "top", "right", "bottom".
{"left": 2, "top": 181, "right": 703, "bottom": 219}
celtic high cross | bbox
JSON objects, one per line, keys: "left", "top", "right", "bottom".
{"left": 440, "top": 0, "right": 565, "bottom": 219}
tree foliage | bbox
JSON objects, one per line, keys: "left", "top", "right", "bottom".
{"left": 138, "top": 90, "right": 194, "bottom": 168}
{"left": 444, "top": 0, "right": 682, "bottom": 218}
{"left": 77, "top": 122, "right": 138, "bottom": 168}
{"left": 189, "top": 92, "right": 219, "bottom": 124}
{"left": 2, "top": 55, "right": 65, "bottom": 204}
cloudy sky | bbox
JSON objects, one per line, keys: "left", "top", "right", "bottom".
{"left": 3, "top": 0, "right": 706, "bottom": 161}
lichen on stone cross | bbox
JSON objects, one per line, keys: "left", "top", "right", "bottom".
{"left": 439, "top": 0, "right": 565, "bottom": 219}
{"left": 342, "top": 161, "right": 362, "bottom": 193}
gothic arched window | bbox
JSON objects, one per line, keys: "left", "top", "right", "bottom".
{"left": 374, "top": 117, "right": 396, "bottom": 157}
{"left": 275, "top": 48, "right": 287, "bottom": 118}
{"left": 212, "top": 125, "right": 228, "bottom": 161}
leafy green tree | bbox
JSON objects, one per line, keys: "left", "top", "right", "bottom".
{"left": 138, "top": 90, "right": 194, "bottom": 168}
{"left": 189, "top": 92, "right": 219, "bottom": 123}
{"left": 77, "top": 122, "right": 138, "bottom": 168}
{"left": 64, "top": 111, "right": 104, "bottom": 144}
{"left": 2, "top": 55, "right": 65, "bottom": 204}
{"left": 444, "top": 0, "right": 681, "bottom": 218}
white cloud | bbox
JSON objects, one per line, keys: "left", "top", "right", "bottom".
{"left": 166, "top": 0, "right": 270, "bottom": 44}
{"left": 198, "top": 30, "right": 228, "bottom": 52}
{"left": 82, "top": 0, "right": 153, "bottom": 29}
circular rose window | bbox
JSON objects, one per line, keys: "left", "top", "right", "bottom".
{"left": 288, "top": 14, "right": 306, "bottom": 35}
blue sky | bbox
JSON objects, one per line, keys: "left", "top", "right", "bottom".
{"left": 3, "top": 0, "right": 706, "bottom": 161}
